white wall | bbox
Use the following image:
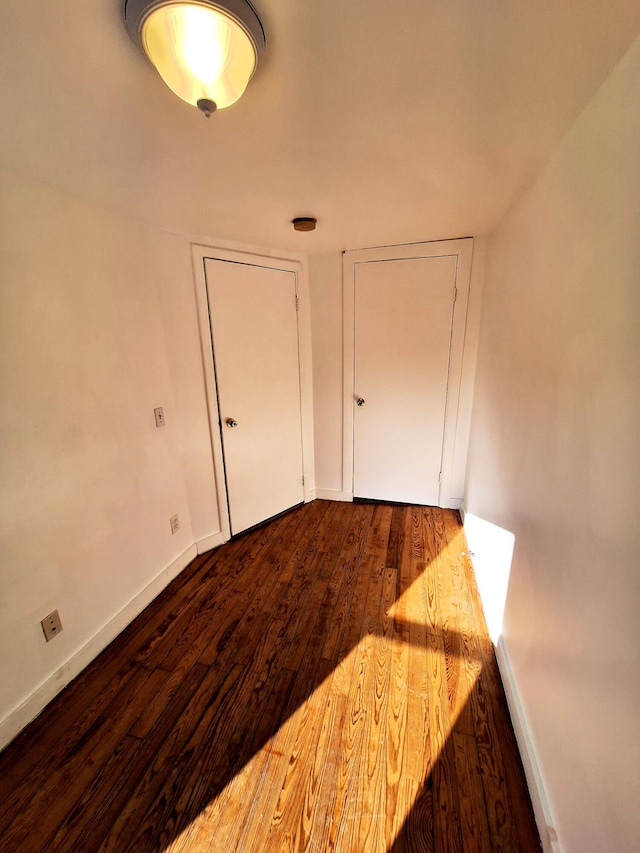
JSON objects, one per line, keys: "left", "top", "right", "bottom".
{"left": 150, "top": 231, "right": 222, "bottom": 546}
{"left": 464, "top": 32, "right": 640, "bottom": 853}
{"left": 0, "top": 175, "right": 222, "bottom": 746}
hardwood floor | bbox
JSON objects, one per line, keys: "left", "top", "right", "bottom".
{"left": 0, "top": 500, "right": 541, "bottom": 852}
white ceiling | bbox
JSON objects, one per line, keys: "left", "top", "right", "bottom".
{"left": 2, "top": 0, "right": 640, "bottom": 253}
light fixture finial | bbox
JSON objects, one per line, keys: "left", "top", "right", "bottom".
{"left": 197, "top": 99, "right": 217, "bottom": 119}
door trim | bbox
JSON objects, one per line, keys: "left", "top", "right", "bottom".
{"left": 342, "top": 238, "right": 474, "bottom": 509}
{"left": 192, "top": 243, "right": 315, "bottom": 543}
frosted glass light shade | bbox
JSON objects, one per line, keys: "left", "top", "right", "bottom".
{"left": 143, "top": 3, "right": 255, "bottom": 109}
{"left": 124, "top": 0, "right": 265, "bottom": 114}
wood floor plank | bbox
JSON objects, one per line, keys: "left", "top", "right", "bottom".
{"left": 0, "top": 501, "right": 541, "bottom": 853}
{"left": 148, "top": 620, "right": 293, "bottom": 849}
{"left": 239, "top": 502, "right": 325, "bottom": 591}
{"left": 384, "top": 509, "right": 415, "bottom": 846}
{"left": 0, "top": 655, "right": 142, "bottom": 831}
{"left": 130, "top": 528, "right": 268, "bottom": 668}
{"left": 271, "top": 499, "right": 340, "bottom": 619}
{"left": 46, "top": 734, "right": 143, "bottom": 852}
{"left": 431, "top": 507, "right": 459, "bottom": 632}
{"left": 153, "top": 504, "right": 314, "bottom": 672}
{"left": 324, "top": 628, "right": 371, "bottom": 852}
{"left": 356, "top": 566, "right": 397, "bottom": 853}
{"left": 199, "top": 503, "right": 330, "bottom": 672}
{"left": 258, "top": 500, "right": 331, "bottom": 617}
{"left": 327, "top": 501, "right": 384, "bottom": 692}
{"left": 274, "top": 682, "right": 348, "bottom": 853}
{"left": 387, "top": 777, "right": 434, "bottom": 853}
{"left": 392, "top": 509, "right": 434, "bottom": 849}
{"left": 475, "top": 636, "right": 542, "bottom": 853}
{"left": 95, "top": 660, "right": 246, "bottom": 853}
{"left": 385, "top": 673, "right": 410, "bottom": 840}
{"left": 160, "top": 665, "right": 297, "bottom": 853}
{"left": 319, "top": 503, "right": 374, "bottom": 667}
{"left": 280, "top": 507, "right": 355, "bottom": 678}
{"left": 54, "top": 663, "right": 217, "bottom": 849}
{"left": 430, "top": 509, "right": 480, "bottom": 739}
{"left": 427, "top": 630, "right": 463, "bottom": 853}
{"left": 469, "top": 667, "right": 521, "bottom": 852}
{"left": 422, "top": 509, "right": 442, "bottom": 634}
{"left": 325, "top": 506, "right": 394, "bottom": 851}
{"left": 235, "top": 664, "right": 336, "bottom": 853}
{"left": 453, "top": 731, "right": 492, "bottom": 853}
{"left": 386, "top": 503, "right": 407, "bottom": 570}
{"left": 186, "top": 503, "right": 348, "bottom": 852}
{"left": 2, "top": 666, "right": 170, "bottom": 851}
{"left": 71, "top": 661, "right": 210, "bottom": 853}
{"left": 260, "top": 658, "right": 338, "bottom": 852}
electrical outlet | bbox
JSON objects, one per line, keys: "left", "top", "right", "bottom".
{"left": 41, "top": 610, "right": 63, "bottom": 642}
{"left": 154, "top": 407, "right": 165, "bottom": 428}
{"left": 170, "top": 514, "right": 180, "bottom": 535}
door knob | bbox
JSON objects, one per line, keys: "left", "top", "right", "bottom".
{"left": 226, "top": 418, "right": 238, "bottom": 428}
{"left": 356, "top": 398, "right": 366, "bottom": 407}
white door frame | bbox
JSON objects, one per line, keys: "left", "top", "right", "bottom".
{"left": 192, "top": 243, "right": 315, "bottom": 542}
{"left": 342, "top": 239, "right": 474, "bottom": 509}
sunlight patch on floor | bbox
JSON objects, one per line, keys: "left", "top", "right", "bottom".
{"left": 166, "top": 628, "right": 481, "bottom": 852}
{"left": 166, "top": 516, "right": 486, "bottom": 851}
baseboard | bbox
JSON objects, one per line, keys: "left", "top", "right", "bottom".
{"left": 196, "top": 531, "right": 226, "bottom": 554}
{"left": 315, "top": 489, "right": 353, "bottom": 502}
{"left": 314, "top": 490, "right": 461, "bottom": 507}
{"left": 0, "top": 544, "right": 198, "bottom": 752}
{"left": 495, "top": 636, "right": 562, "bottom": 853}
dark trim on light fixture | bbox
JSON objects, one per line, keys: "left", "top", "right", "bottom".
{"left": 123, "top": 0, "right": 266, "bottom": 58}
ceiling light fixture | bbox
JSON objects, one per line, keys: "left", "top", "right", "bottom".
{"left": 123, "top": 0, "right": 265, "bottom": 117}
{"left": 292, "top": 217, "right": 317, "bottom": 232}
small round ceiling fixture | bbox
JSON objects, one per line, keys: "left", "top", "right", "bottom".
{"left": 123, "top": 0, "right": 266, "bottom": 117}
{"left": 292, "top": 217, "right": 317, "bottom": 232}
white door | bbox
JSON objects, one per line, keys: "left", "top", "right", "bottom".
{"left": 353, "top": 254, "right": 458, "bottom": 504}
{"left": 205, "top": 258, "right": 304, "bottom": 535}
